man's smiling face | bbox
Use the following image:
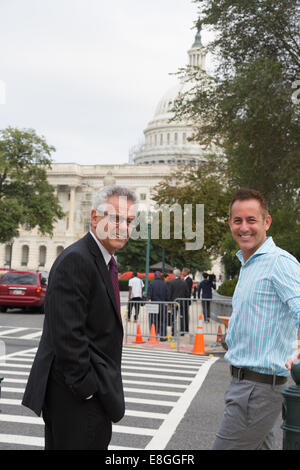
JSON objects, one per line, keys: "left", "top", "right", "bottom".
{"left": 229, "top": 198, "right": 272, "bottom": 262}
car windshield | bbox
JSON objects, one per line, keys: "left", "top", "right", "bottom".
{"left": 0, "top": 273, "right": 38, "bottom": 285}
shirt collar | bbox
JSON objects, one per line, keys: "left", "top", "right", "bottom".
{"left": 89, "top": 230, "right": 115, "bottom": 267}
{"left": 236, "top": 236, "right": 276, "bottom": 265}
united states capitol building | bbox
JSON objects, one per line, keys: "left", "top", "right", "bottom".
{"left": 0, "top": 27, "right": 223, "bottom": 279}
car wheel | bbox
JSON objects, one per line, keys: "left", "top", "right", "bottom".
{"left": 35, "top": 305, "right": 44, "bottom": 314}
{"left": 0, "top": 306, "right": 7, "bottom": 313}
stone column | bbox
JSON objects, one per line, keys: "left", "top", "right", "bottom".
{"left": 67, "top": 185, "right": 76, "bottom": 236}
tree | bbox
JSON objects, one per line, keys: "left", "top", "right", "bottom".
{"left": 171, "top": 0, "right": 300, "bottom": 259}
{"left": 116, "top": 238, "right": 162, "bottom": 273}
{"left": 151, "top": 161, "right": 231, "bottom": 271}
{"left": 0, "top": 127, "right": 64, "bottom": 243}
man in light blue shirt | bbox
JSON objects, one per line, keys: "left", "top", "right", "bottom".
{"left": 212, "top": 188, "right": 300, "bottom": 450}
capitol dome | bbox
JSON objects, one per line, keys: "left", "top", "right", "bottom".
{"left": 131, "top": 25, "right": 208, "bottom": 167}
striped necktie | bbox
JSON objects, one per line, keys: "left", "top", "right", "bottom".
{"left": 108, "top": 256, "right": 121, "bottom": 317}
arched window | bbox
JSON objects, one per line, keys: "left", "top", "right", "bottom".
{"left": 21, "top": 245, "right": 29, "bottom": 266}
{"left": 39, "top": 246, "right": 47, "bottom": 267}
{"left": 56, "top": 246, "right": 64, "bottom": 257}
{"left": 4, "top": 245, "right": 11, "bottom": 266}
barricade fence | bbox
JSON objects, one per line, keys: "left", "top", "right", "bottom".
{"left": 121, "top": 297, "right": 232, "bottom": 352}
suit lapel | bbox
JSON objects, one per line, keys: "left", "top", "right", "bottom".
{"left": 85, "top": 233, "right": 121, "bottom": 324}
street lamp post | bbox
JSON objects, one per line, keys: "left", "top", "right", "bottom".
{"left": 9, "top": 240, "right": 14, "bottom": 270}
{"left": 144, "top": 211, "right": 151, "bottom": 298}
{"left": 162, "top": 248, "right": 165, "bottom": 274}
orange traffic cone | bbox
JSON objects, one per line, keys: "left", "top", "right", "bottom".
{"left": 134, "top": 324, "right": 144, "bottom": 343}
{"left": 217, "top": 325, "right": 223, "bottom": 344}
{"left": 148, "top": 323, "right": 158, "bottom": 343}
{"left": 192, "top": 313, "right": 206, "bottom": 355}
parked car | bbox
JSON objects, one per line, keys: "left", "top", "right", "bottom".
{"left": 0, "top": 270, "right": 47, "bottom": 313}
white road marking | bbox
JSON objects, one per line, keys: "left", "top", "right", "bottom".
{"left": 0, "top": 327, "right": 28, "bottom": 336}
{"left": 18, "top": 331, "right": 42, "bottom": 340}
{"left": 0, "top": 345, "right": 218, "bottom": 450}
{"left": 0, "top": 433, "right": 43, "bottom": 447}
{"left": 145, "top": 356, "right": 219, "bottom": 450}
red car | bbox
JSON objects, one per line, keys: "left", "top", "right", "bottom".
{"left": 0, "top": 270, "right": 47, "bottom": 313}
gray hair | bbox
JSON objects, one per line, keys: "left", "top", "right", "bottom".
{"left": 173, "top": 269, "right": 181, "bottom": 277}
{"left": 92, "top": 185, "right": 137, "bottom": 211}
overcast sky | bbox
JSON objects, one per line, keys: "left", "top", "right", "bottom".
{"left": 0, "top": 0, "right": 212, "bottom": 166}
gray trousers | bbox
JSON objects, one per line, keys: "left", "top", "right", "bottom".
{"left": 212, "top": 377, "right": 285, "bottom": 450}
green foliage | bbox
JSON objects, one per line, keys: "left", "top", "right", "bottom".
{"left": 268, "top": 199, "right": 300, "bottom": 261}
{"left": 151, "top": 162, "right": 231, "bottom": 270}
{"left": 116, "top": 238, "right": 162, "bottom": 273}
{"left": 171, "top": 0, "right": 300, "bottom": 266}
{"left": 217, "top": 277, "right": 238, "bottom": 297}
{"left": 220, "top": 231, "right": 241, "bottom": 279}
{"left": 0, "top": 127, "right": 64, "bottom": 243}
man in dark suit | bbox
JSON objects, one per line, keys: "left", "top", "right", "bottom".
{"left": 169, "top": 269, "right": 190, "bottom": 336}
{"left": 22, "top": 185, "right": 137, "bottom": 450}
{"left": 147, "top": 271, "right": 170, "bottom": 341}
{"left": 198, "top": 272, "right": 216, "bottom": 322}
{"left": 182, "top": 267, "right": 193, "bottom": 333}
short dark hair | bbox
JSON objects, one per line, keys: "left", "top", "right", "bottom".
{"left": 229, "top": 188, "right": 269, "bottom": 218}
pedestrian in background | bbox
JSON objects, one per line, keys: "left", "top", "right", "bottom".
{"left": 147, "top": 271, "right": 170, "bottom": 341}
{"left": 212, "top": 188, "right": 300, "bottom": 450}
{"left": 128, "top": 272, "right": 144, "bottom": 322}
{"left": 169, "top": 269, "right": 190, "bottom": 336}
{"left": 197, "top": 272, "right": 216, "bottom": 322}
{"left": 182, "top": 267, "right": 193, "bottom": 333}
{"left": 22, "top": 185, "right": 137, "bottom": 450}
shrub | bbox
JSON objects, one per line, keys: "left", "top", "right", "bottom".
{"left": 217, "top": 278, "right": 238, "bottom": 297}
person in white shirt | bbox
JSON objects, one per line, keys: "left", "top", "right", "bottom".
{"left": 128, "top": 272, "right": 144, "bottom": 321}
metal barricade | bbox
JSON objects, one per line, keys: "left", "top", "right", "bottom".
{"left": 122, "top": 300, "right": 182, "bottom": 351}
{"left": 121, "top": 296, "right": 232, "bottom": 352}
{"left": 174, "top": 297, "right": 232, "bottom": 347}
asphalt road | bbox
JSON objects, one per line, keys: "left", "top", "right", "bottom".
{"left": 0, "top": 309, "right": 289, "bottom": 451}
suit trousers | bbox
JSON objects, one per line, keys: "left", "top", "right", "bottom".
{"left": 42, "top": 370, "right": 112, "bottom": 450}
{"left": 211, "top": 377, "right": 285, "bottom": 450}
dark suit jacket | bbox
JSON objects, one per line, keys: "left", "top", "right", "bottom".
{"left": 184, "top": 276, "right": 193, "bottom": 297}
{"left": 169, "top": 278, "right": 190, "bottom": 301}
{"left": 22, "top": 232, "right": 124, "bottom": 423}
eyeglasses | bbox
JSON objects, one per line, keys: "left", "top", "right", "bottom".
{"left": 104, "top": 213, "right": 135, "bottom": 227}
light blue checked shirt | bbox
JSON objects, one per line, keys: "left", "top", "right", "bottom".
{"left": 225, "top": 237, "right": 300, "bottom": 376}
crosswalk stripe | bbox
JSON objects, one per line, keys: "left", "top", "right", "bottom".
{"left": 122, "top": 365, "right": 196, "bottom": 375}
{"left": 146, "top": 356, "right": 219, "bottom": 450}
{"left": 0, "top": 414, "right": 156, "bottom": 436}
{"left": 125, "top": 409, "right": 167, "bottom": 419}
{"left": 0, "top": 433, "right": 43, "bottom": 447}
{"left": 0, "top": 370, "right": 28, "bottom": 376}
{"left": 18, "top": 331, "right": 42, "bottom": 340}
{"left": 2, "top": 386, "right": 181, "bottom": 397}
{"left": 0, "top": 345, "right": 218, "bottom": 450}
{"left": 0, "top": 328, "right": 28, "bottom": 337}
{"left": 124, "top": 387, "right": 181, "bottom": 396}
{"left": 0, "top": 378, "right": 27, "bottom": 384}
{"left": 122, "top": 371, "right": 192, "bottom": 381}
{"left": 4, "top": 357, "right": 34, "bottom": 363}
{"left": 122, "top": 359, "right": 200, "bottom": 370}
{"left": 125, "top": 397, "right": 176, "bottom": 407}
{"left": 123, "top": 379, "right": 187, "bottom": 389}
{"left": 0, "top": 363, "right": 32, "bottom": 369}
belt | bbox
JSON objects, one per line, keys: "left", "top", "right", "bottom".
{"left": 230, "top": 365, "right": 288, "bottom": 386}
